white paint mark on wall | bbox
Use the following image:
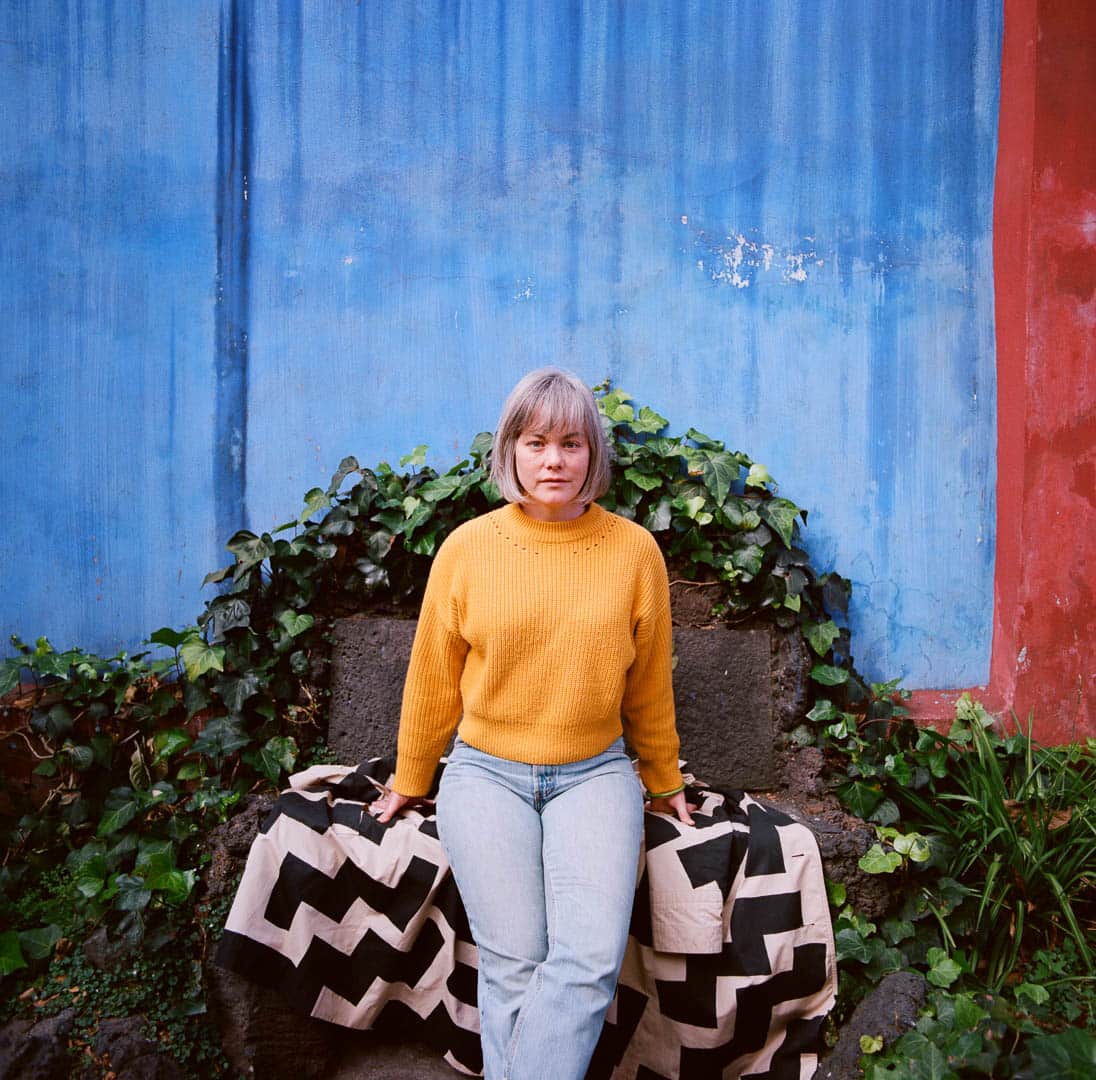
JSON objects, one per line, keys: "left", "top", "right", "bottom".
{"left": 513, "top": 276, "right": 535, "bottom": 301}
{"left": 693, "top": 229, "right": 824, "bottom": 289}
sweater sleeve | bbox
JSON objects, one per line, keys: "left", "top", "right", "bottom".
{"left": 392, "top": 536, "right": 470, "bottom": 796}
{"left": 620, "top": 534, "right": 684, "bottom": 795}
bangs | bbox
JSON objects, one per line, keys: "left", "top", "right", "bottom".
{"left": 513, "top": 382, "right": 590, "bottom": 438}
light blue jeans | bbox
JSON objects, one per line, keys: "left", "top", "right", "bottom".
{"left": 436, "top": 737, "right": 644, "bottom": 1080}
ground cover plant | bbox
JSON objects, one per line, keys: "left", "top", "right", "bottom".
{"left": 0, "top": 385, "right": 1092, "bottom": 1076}
{"left": 822, "top": 690, "right": 1096, "bottom": 1076}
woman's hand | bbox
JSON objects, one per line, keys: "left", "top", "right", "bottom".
{"left": 646, "top": 789, "right": 696, "bottom": 826}
{"left": 371, "top": 790, "right": 431, "bottom": 824}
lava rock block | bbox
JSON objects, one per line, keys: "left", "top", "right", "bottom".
{"left": 671, "top": 624, "right": 776, "bottom": 790}
{"left": 327, "top": 617, "right": 417, "bottom": 766}
{"left": 0, "top": 1009, "right": 74, "bottom": 1080}
{"left": 813, "top": 971, "right": 928, "bottom": 1079}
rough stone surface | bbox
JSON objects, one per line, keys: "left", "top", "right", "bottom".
{"left": 813, "top": 972, "right": 928, "bottom": 1079}
{"left": 0, "top": 1009, "right": 74, "bottom": 1080}
{"left": 327, "top": 1031, "right": 464, "bottom": 1080}
{"left": 328, "top": 617, "right": 417, "bottom": 765}
{"left": 206, "top": 964, "right": 340, "bottom": 1080}
{"left": 673, "top": 624, "right": 776, "bottom": 790}
{"left": 771, "top": 626, "right": 813, "bottom": 733}
{"left": 203, "top": 794, "right": 277, "bottom": 905}
{"left": 82, "top": 923, "right": 133, "bottom": 973}
{"left": 94, "top": 1016, "right": 184, "bottom": 1080}
{"left": 765, "top": 745, "right": 893, "bottom": 918}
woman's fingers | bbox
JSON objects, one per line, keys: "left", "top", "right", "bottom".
{"left": 646, "top": 790, "right": 696, "bottom": 826}
{"left": 373, "top": 790, "right": 431, "bottom": 823}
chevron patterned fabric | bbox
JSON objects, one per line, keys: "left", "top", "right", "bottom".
{"left": 215, "top": 759, "right": 836, "bottom": 1078}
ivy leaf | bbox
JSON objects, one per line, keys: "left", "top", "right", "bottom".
{"left": 0, "top": 932, "right": 26, "bottom": 976}
{"left": 675, "top": 495, "right": 708, "bottom": 521}
{"left": 643, "top": 497, "right": 673, "bottom": 533}
{"left": 759, "top": 499, "right": 801, "bottom": 548}
{"left": 114, "top": 873, "right": 153, "bottom": 913}
{"left": 201, "top": 566, "right": 233, "bottom": 587}
{"left": 183, "top": 679, "right": 211, "bottom": 719}
{"left": 190, "top": 716, "right": 250, "bottom": 764}
{"left": 248, "top": 735, "right": 298, "bottom": 786}
{"left": 225, "top": 530, "right": 276, "bottom": 576}
{"left": 97, "top": 795, "right": 139, "bottom": 837}
{"left": 176, "top": 761, "right": 204, "bottom": 781}
{"left": 399, "top": 444, "right": 427, "bottom": 468}
{"left": 632, "top": 406, "right": 668, "bottom": 434}
{"left": 859, "top": 844, "right": 903, "bottom": 874}
{"left": 179, "top": 638, "right": 224, "bottom": 681}
{"left": 1026, "top": 1028, "right": 1096, "bottom": 1076}
{"left": 210, "top": 598, "right": 251, "bottom": 637}
{"left": 803, "top": 620, "right": 841, "bottom": 657}
{"left": 623, "top": 467, "right": 663, "bottom": 492}
{"left": 601, "top": 397, "right": 635, "bottom": 424}
{"left": 837, "top": 780, "right": 884, "bottom": 818}
{"left": 148, "top": 626, "right": 190, "bottom": 649}
{"left": 825, "top": 879, "right": 847, "bottom": 907}
{"left": 32, "top": 704, "right": 74, "bottom": 741}
{"left": 212, "top": 673, "right": 261, "bottom": 715}
{"left": 859, "top": 1034, "right": 884, "bottom": 1055}
{"left": 811, "top": 664, "right": 849, "bottom": 686}
{"left": 0, "top": 656, "right": 25, "bottom": 697}
{"left": 327, "top": 455, "right": 360, "bottom": 494}
{"left": 745, "top": 463, "right": 772, "bottom": 489}
{"left": 66, "top": 743, "right": 95, "bottom": 772}
{"left": 868, "top": 799, "right": 901, "bottom": 826}
{"left": 146, "top": 868, "right": 197, "bottom": 906}
{"left": 72, "top": 853, "right": 109, "bottom": 898}
{"left": 18, "top": 925, "right": 61, "bottom": 962}
{"left": 469, "top": 431, "right": 493, "bottom": 464}
{"left": 685, "top": 427, "right": 723, "bottom": 450}
{"left": 152, "top": 729, "right": 192, "bottom": 765}
{"left": 135, "top": 838, "right": 177, "bottom": 879}
{"left": 834, "top": 927, "right": 873, "bottom": 963}
{"left": 418, "top": 474, "right": 466, "bottom": 502}
{"left": 925, "top": 947, "right": 962, "bottom": 987}
{"left": 729, "top": 543, "right": 764, "bottom": 579}
{"left": 276, "top": 610, "right": 315, "bottom": 639}
{"left": 807, "top": 699, "right": 840, "bottom": 724}
{"left": 696, "top": 449, "right": 739, "bottom": 505}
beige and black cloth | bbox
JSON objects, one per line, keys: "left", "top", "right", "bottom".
{"left": 215, "top": 759, "right": 836, "bottom": 1079}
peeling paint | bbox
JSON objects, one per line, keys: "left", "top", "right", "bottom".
{"left": 694, "top": 230, "right": 825, "bottom": 289}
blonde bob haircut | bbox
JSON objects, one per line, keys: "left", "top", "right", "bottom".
{"left": 490, "top": 367, "right": 612, "bottom": 506}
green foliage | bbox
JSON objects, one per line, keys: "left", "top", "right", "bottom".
{"left": 826, "top": 692, "right": 1096, "bottom": 994}
{"left": 595, "top": 385, "right": 849, "bottom": 638}
{"left": 5, "top": 385, "right": 1091, "bottom": 1075}
{"left": 819, "top": 691, "right": 1096, "bottom": 1075}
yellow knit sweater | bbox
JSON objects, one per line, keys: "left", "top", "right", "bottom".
{"left": 392, "top": 502, "right": 683, "bottom": 798}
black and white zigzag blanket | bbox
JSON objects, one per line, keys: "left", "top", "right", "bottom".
{"left": 215, "top": 760, "right": 836, "bottom": 1079}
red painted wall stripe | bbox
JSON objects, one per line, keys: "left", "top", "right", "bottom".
{"left": 910, "top": 0, "right": 1095, "bottom": 743}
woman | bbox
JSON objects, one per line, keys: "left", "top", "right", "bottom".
{"left": 374, "top": 367, "right": 693, "bottom": 1080}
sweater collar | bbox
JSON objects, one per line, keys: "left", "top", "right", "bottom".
{"left": 498, "top": 501, "right": 614, "bottom": 545}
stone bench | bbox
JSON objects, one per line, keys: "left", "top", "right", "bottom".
{"left": 204, "top": 615, "right": 892, "bottom": 1079}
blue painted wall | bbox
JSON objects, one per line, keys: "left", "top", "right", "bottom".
{"left": 1, "top": 0, "right": 1002, "bottom": 688}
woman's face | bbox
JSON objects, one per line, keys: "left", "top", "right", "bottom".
{"left": 513, "top": 417, "right": 590, "bottom": 521}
